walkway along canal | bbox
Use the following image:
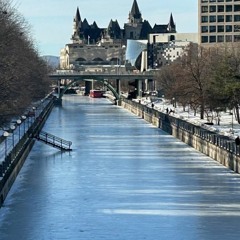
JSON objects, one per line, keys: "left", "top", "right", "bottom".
{"left": 0, "top": 94, "right": 56, "bottom": 207}
{"left": 1, "top": 95, "right": 240, "bottom": 240}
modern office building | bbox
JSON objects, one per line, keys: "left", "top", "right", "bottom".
{"left": 199, "top": 0, "right": 240, "bottom": 46}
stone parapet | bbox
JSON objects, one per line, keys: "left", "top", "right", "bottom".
{"left": 120, "top": 98, "right": 240, "bottom": 173}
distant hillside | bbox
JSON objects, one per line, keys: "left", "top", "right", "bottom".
{"left": 42, "top": 55, "right": 60, "bottom": 69}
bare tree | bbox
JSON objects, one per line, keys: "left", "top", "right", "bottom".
{"left": 0, "top": 0, "right": 51, "bottom": 126}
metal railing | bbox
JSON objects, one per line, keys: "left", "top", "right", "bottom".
{"left": 36, "top": 131, "right": 72, "bottom": 151}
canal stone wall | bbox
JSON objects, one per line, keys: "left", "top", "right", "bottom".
{"left": 120, "top": 98, "right": 240, "bottom": 173}
{"left": 0, "top": 95, "right": 55, "bottom": 207}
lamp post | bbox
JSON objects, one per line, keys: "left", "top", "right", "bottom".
{"left": 32, "top": 107, "right": 36, "bottom": 121}
{"left": 172, "top": 97, "right": 175, "bottom": 111}
{"left": 40, "top": 99, "right": 44, "bottom": 111}
{"left": 10, "top": 125, "right": 15, "bottom": 148}
{"left": 21, "top": 115, "right": 26, "bottom": 133}
{"left": 3, "top": 131, "right": 9, "bottom": 158}
{"left": 16, "top": 119, "right": 21, "bottom": 140}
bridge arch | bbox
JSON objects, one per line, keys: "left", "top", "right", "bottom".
{"left": 58, "top": 78, "right": 120, "bottom": 100}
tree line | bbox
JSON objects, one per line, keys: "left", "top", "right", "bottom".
{"left": 156, "top": 43, "right": 240, "bottom": 124}
{"left": 0, "top": 0, "right": 51, "bottom": 127}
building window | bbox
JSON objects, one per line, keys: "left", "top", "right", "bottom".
{"left": 218, "top": 25, "right": 224, "bottom": 32}
{"left": 218, "top": 15, "right": 224, "bottom": 22}
{"left": 210, "top": 26, "right": 216, "bottom": 32}
{"left": 226, "top": 5, "right": 233, "bottom": 12}
{"left": 217, "top": 35, "right": 224, "bottom": 42}
{"left": 202, "top": 26, "right": 208, "bottom": 33}
{"left": 234, "top": 15, "right": 240, "bottom": 21}
{"left": 218, "top": 5, "right": 224, "bottom": 12}
{"left": 226, "top": 35, "right": 232, "bottom": 42}
{"left": 210, "top": 15, "right": 216, "bottom": 22}
{"left": 201, "top": 36, "right": 208, "bottom": 43}
{"left": 210, "top": 36, "right": 216, "bottom": 42}
{"left": 202, "top": 16, "right": 208, "bottom": 22}
{"left": 234, "top": 5, "right": 240, "bottom": 11}
{"left": 202, "top": 6, "right": 208, "bottom": 13}
{"left": 226, "top": 15, "right": 233, "bottom": 22}
{"left": 234, "top": 24, "right": 240, "bottom": 31}
{"left": 226, "top": 25, "right": 233, "bottom": 32}
{"left": 234, "top": 35, "right": 240, "bottom": 41}
{"left": 210, "top": 6, "right": 216, "bottom": 12}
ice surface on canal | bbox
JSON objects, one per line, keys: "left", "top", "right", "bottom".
{"left": 1, "top": 95, "right": 240, "bottom": 240}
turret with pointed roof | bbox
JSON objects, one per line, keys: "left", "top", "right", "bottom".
{"left": 72, "top": 7, "right": 82, "bottom": 42}
{"left": 107, "top": 20, "right": 122, "bottom": 39}
{"left": 71, "top": 1, "right": 177, "bottom": 45}
{"left": 128, "top": 0, "right": 142, "bottom": 24}
{"left": 167, "top": 13, "right": 176, "bottom": 33}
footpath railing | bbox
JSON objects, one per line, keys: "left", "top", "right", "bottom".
{"left": 121, "top": 98, "right": 240, "bottom": 157}
{"left": 0, "top": 94, "right": 62, "bottom": 207}
{"left": 0, "top": 94, "right": 55, "bottom": 178}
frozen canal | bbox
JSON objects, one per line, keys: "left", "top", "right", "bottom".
{"left": 1, "top": 95, "right": 240, "bottom": 240}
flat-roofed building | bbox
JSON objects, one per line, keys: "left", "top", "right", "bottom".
{"left": 199, "top": 0, "right": 240, "bottom": 46}
{"left": 147, "top": 33, "right": 198, "bottom": 68}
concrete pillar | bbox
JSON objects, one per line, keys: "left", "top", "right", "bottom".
{"left": 144, "top": 79, "right": 148, "bottom": 92}
{"left": 116, "top": 79, "right": 121, "bottom": 96}
{"left": 85, "top": 81, "right": 92, "bottom": 95}
{"left": 137, "top": 79, "right": 143, "bottom": 98}
{"left": 57, "top": 79, "right": 61, "bottom": 99}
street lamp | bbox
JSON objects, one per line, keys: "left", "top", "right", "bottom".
{"left": 21, "top": 115, "right": 26, "bottom": 133}
{"left": 16, "top": 119, "right": 21, "bottom": 140}
{"left": 40, "top": 100, "right": 44, "bottom": 111}
{"left": 10, "top": 125, "right": 15, "bottom": 148}
{"left": 3, "top": 131, "right": 9, "bottom": 158}
{"left": 172, "top": 97, "right": 176, "bottom": 111}
{"left": 32, "top": 107, "right": 36, "bottom": 120}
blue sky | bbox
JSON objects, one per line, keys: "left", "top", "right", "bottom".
{"left": 13, "top": 0, "right": 198, "bottom": 56}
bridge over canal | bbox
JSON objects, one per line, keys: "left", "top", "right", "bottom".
{"left": 49, "top": 70, "right": 155, "bottom": 101}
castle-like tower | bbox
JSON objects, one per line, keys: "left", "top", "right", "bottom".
{"left": 60, "top": 0, "right": 177, "bottom": 70}
{"left": 71, "top": 0, "right": 176, "bottom": 45}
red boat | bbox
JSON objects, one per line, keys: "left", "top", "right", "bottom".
{"left": 89, "top": 90, "right": 105, "bottom": 98}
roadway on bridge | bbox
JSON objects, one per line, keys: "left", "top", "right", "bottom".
{"left": 0, "top": 95, "right": 240, "bottom": 240}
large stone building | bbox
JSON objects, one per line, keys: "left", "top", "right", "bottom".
{"left": 60, "top": 0, "right": 176, "bottom": 70}
{"left": 199, "top": 0, "right": 240, "bottom": 46}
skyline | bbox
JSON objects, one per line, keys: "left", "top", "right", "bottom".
{"left": 13, "top": 0, "right": 198, "bottom": 57}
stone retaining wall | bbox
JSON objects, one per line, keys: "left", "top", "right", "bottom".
{"left": 120, "top": 98, "right": 240, "bottom": 173}
{"left": 0, "top": 96, "right": 55, "bottom": 207}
